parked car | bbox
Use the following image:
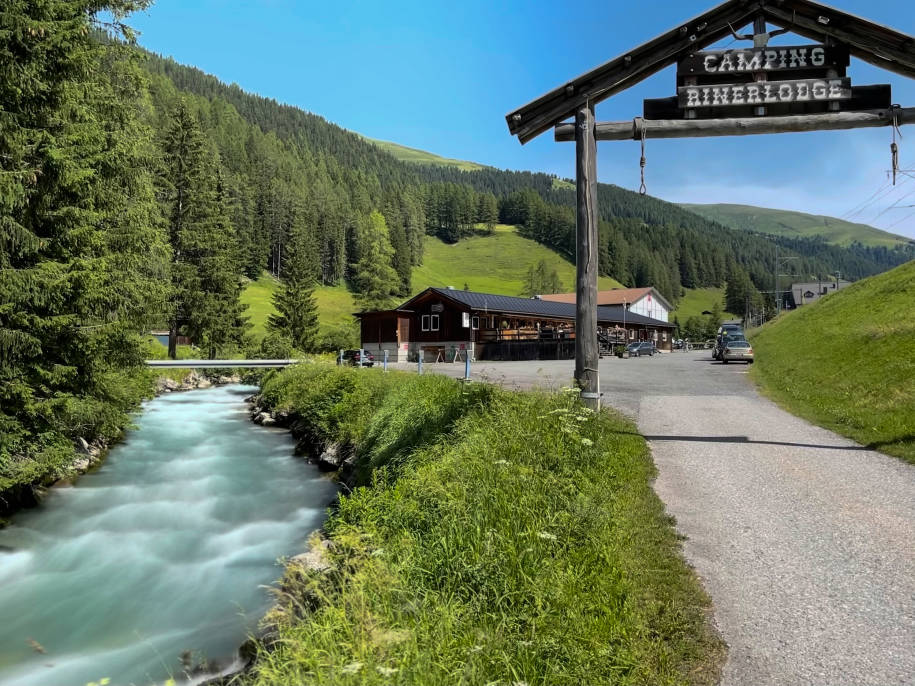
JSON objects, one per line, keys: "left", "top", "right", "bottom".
{"left": 721, "top": 339, "right": 754, "bottom": 364}
{"left": 342, "top": 349, "right": 375, "bottom": 367}
{"left": 713, "top": 328, "right": 744, "bottom": 360}
{"left": 627, "top": 341, "right": 657, "bottom": 357}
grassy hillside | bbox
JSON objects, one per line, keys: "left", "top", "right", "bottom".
{"left": 682, "top": 203, "right": 908, "bottom": 248}
{"left": 413, "top": 226, "right": 622, "bottom": 294}
{"left": 242, "top": 227, "right": 622, "bottom": 340}
{"left": 241, "top": 274, "right": 356, "bottom": 341}
{"left": 671, "top": 287, "right": 738, "bottom": 322}
{"left": 361, "top": 136, "right": 485, "bottom": 171}
{"left": 749, "top": 260, "right": 915, "bottom": 463}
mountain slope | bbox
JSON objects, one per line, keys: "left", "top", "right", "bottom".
{"left": 682, "top": 203, "right": 909, "bottom": 248}
{"left": 750, "top": 260, "right": 915, "bottom": 463}
{"left": 361, "top": 136, "right": 486, "bottom": 171}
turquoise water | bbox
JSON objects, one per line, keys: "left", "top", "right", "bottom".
{"left": 0, "top": 385, "right": 337, "bottom": 686}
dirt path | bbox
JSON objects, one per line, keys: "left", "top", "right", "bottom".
{"left": 403, "top": 353, "right": 915, "bottom": 684}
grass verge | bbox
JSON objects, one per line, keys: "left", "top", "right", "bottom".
{"left": 749, "top": 260, "right": 915, "bottom": 463}
{"left": 243, "top": 364, "right": 724, "bottom": 685}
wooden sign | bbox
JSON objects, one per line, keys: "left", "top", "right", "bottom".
{"left": 678, "top": 44, "right": 848, "bottom": 77}
{"left": 679, "top": 78, "right": 852, "bottom": 109}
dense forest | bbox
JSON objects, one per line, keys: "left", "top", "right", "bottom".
{"left": 145, "top": 49, "right": 914, "bottom": 313}
{"left": 2, "top": 2, "right": 913, "bottom": 505}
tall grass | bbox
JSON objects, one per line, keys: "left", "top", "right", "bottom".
{"left": 246, "top": 365, "right": 723, "bottom": 685}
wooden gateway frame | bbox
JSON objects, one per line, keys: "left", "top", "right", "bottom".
{"left": 506, "top": 0, "right": 915, "bottom": 409}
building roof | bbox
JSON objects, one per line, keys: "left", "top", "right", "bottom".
{"left": 506, "top": 0, "right": 915, "bottom": 144}
{"left": 385, "top": 287, "right": 674, "bottom": 328}
{"left": 540, "top": 287, "right": 673, "bottom": 310}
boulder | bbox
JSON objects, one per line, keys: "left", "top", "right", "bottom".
{"left": 217, "top": 374, "right": 240, "bottom": 385}
{"left": 290, "top": 537, "right": 334, "bottom": 573}
{"left": 196, "top": 378, "right": 213, "bottom": 389}
{"left": 317, "top": 443, "right": 343, "bottom": 471}
{"left": 74, "top": 437, "right": 91, "bottom": 455}
{"left": 253, "top": 411, "right": 275, "bottom": 426}
{"left": 73, "top": 458, "right": 90, "bottom": 472}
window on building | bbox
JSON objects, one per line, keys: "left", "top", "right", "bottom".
{"left": 661, "top": 331, "right": 667, "bottom": 341}
{"left": 471, "top": 316, "right": 479, "bottom": 330}
{"left": 421, "top": 315, "right": 430, "bottom": 331}
{"left": 431, "top": 314, "right": 439, "bottom": 331}
{"left": 629, "top": 330, "right": 636, "bottom": 340}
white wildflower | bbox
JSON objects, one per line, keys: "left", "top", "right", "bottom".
{"left": 537, "top": 531, "right": 557, "bottom": 541}
{"left": 580, "top": 437, "right": 593, "bottom": 447}
{"left": 494, "top": 459, "right": 509, "bottom": 465}
{"left": 376, "top": 666, "right": 399, "bottom": 676}
{"left": 470, "top": 644, "right": 484, "bottom": 652}
{"left": 341, "top": 661, "right": 363, "bottom": 674}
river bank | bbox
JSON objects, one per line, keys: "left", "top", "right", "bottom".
{"left": 232, "top": 363, "right": 724, "bottom": 686}
{"left": 0, "top": 384, "right": 337, "bottom": 686}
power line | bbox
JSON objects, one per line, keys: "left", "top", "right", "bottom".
{"left": 869, "top": 183, "right": 915, "bottom": 223}
{"left": 841, "top": 177, "right": 892, "bottom": 220}
{"left": 849, "top": 175, "right": 912, "bottom": 222}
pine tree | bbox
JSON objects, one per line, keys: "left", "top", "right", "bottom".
{"left": 160, "top": 100, "right": 247, "bottom": 358}
{"left": 266, "top": 226, "right": 320, "bottom": 352}
{"left": 351, "top": 210, "right": 399, "bottom": 310}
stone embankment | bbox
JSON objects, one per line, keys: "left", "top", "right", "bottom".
{"left": 246, "top": 395, "right": 358, "bottom": 483}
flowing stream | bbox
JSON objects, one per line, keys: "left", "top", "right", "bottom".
{"left": 0, "top": 385, "right": 337, "bottom": 686}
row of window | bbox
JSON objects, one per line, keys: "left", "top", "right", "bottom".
{"left": 421, "top": 313, "right": 667, "bottom": 340}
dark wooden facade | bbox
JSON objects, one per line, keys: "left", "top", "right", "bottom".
{"left": 357, "top": 288, "right": 675, "bottom": 362}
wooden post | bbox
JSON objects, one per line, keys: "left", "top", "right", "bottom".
{"left": 574, "top": 103, "right": 600, "bottom": 410}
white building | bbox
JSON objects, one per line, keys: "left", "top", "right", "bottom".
{"left": 540, "top": 287, "right": 672, "bottom": 323}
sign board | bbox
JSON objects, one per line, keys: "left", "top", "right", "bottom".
{"left": 641, "top": 41, "right": 884, "bottom": 121}
{"left": 678, "top": 44, "right": 848, "bottom": 77}
{"left": 679, "top": 78, "right": 852, "bottom": 109}
{"left": 431, "top": 303, "right": 444, "bottom": 313}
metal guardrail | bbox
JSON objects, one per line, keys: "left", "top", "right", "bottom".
{"left": 145, "top": 359, "right": 298, "bottom": 368}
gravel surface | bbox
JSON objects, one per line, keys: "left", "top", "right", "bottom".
{"left": 394, "top": 352, "right": 915, "bottom": 685}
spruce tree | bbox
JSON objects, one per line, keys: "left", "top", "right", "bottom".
{"left": 160, "top": 100, "right": 247, "bottom": 358}
{"left": 266, "top": 226, "right": 320, "bottom": 353}
{"left": 351, "top": 210, "right": 399, "bottom": 310}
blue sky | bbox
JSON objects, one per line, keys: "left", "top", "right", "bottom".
{"left": 129, "top": 0, "right": 915, "bottom": 239}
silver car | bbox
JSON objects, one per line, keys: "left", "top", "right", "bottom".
{"left": 721, "top": 339, "right": 754, "bottom": 364}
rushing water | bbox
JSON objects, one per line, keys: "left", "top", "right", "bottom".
{"left": 0, "top": 385, "right": 337, "bottom": 686}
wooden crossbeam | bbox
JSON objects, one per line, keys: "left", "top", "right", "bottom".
{"left": 553, "top": 106, "right": 915, "bottom": 142}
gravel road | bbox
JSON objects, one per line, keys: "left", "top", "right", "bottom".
{"left": 396, "top": 352, "right": 915, "bottom": 685}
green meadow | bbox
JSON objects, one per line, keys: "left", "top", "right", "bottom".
{"left": 750, "top": 260, "right": 915, "bottom": 463}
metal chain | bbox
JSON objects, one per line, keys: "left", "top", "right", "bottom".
{"left": 639, "top": 124, "right": 647, "bottom": 195}
{"left": 891, "top": 104, "right": 902, "bottom": 185}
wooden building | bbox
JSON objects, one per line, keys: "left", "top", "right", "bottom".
{"left": 357, "top": 287, "right": 675, "bottom": 362}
